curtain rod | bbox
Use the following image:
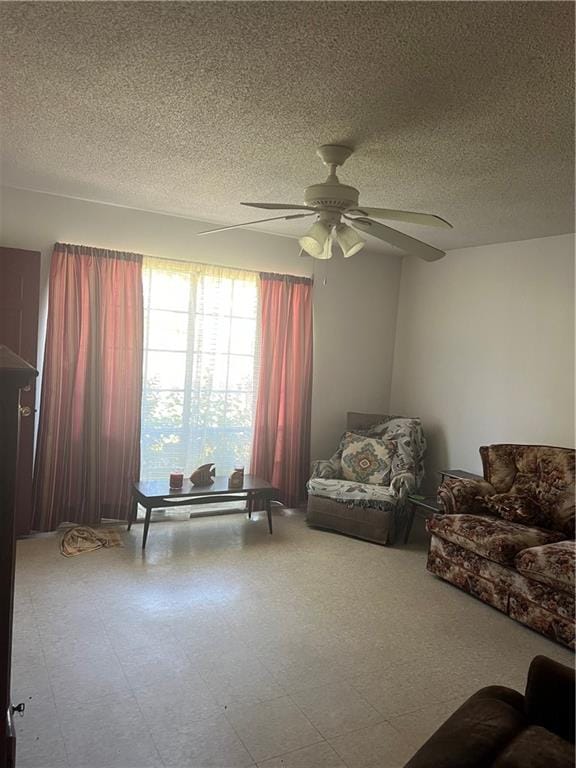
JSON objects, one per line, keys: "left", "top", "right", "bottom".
{"left": 260, "top": 272, "right": 313, "bottom": 284}
{"left": 142, "top": 252, "right": 313, "bottom": 283}
{"left": 55, "top": 242, "right": 314, "bottom": 283}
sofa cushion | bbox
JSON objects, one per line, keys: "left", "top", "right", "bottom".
{"left": 482, "top": 493, "right": 549, "bottom": 528}
{"left": 339, "top": 432, "right": 396, "bottom": 484}
{"left": 427, "top": 514, "right": 564, "bottom": 566}
{"left": 492, "top": 725, "right": 574, "bottom": 768}
{"left": 552, "top": 490, "right": 575, "bottom": 540}
{"left": 515, "top": 541, "right": 575, "bottom": 593}
{"left": 307, "top": 477, "right": 397, "bottom": 506}
{"left": 480, "top": 445, "right": 575, "bottom": 538}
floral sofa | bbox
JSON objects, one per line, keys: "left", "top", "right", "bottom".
{"left": 427, "top": 444, "right": 575, "bottom": 648}
{"left": 306, "top": 412, "right": 426, "bottom": 545}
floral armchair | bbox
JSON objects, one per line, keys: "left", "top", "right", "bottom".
{"left": 306, "top": 412, "right": 426, "bottom": 545}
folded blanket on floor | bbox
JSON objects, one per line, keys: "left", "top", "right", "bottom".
{"left": 60, "top": 526, "right": 123, "bottom": 557}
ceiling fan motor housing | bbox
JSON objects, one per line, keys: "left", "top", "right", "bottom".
{"left": 303, "top": 182, "right": 359, "bottom": 211}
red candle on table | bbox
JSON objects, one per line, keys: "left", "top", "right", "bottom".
{"left": 169, "top": 471, "right": 183, "bottom": 489}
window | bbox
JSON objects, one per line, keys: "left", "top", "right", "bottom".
{"left": 141, "top": 257, "right": 259, "bottom": 480}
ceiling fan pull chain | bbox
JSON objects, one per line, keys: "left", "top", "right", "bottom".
{"left": 312, "top": 257, "right": 328, "bottom": 286}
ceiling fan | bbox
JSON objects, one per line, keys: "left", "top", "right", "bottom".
{"left": 197, "top": 145, "right": 453, "bottom": 261}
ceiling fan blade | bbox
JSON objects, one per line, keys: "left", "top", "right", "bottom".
{"left": 349, "top": 207, "right": 452, "bottom": 229}
{"left": 348, "top": 217, "right": 445, "bottom": 261}
{"left": 241, "top": 202, "right": 314, "bottom": 211}
{"left": 197, "top": 213, "right": 314, "bottom": 236}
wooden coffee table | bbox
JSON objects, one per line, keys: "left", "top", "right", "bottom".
{"left": 129, "top": 475, "right": 279, "bottom": 549}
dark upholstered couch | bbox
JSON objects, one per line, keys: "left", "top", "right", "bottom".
{"left": 404, "top": 655, "right": 575, "bottom": 768}
{"left": 427, "top": 444, "right": 575, "bottom": 648}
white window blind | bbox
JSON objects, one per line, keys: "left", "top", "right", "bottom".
{"left": 141, "top": 256, "right": 260, "bottom": 481}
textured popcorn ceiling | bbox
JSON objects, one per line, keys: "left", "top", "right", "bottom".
{"left": 0, "top": 1, "right": 574, "bottom": 253}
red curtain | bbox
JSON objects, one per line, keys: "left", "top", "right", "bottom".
{"left": 251, "top": 273, "right": 313, "bottom": 507}
{"left": 32, "top": 243, "right": 143, "bottom": 531}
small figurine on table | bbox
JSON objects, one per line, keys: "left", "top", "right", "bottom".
{"left": 190, "top": 463, "right": 215, "bottom": 486}
{"left": 228, "top": 466, "right": 244, "bottom": 489}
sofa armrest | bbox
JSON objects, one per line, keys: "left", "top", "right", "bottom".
{"left": 403, "top": 685, "right": 526, "bottom": 768}
{"left": 310, "top": 459, "right": 339, "bottom": 480}
{"left": 524, "top": 655, "right": 575, "bottom": 743}
{"left": 390, "top": 472, "right": 415, "bottom": 502}
{"left": 437, "top": 476, "right": 496, "bottom": 515}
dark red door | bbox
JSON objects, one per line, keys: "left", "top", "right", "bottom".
{"left": 0, "top": 247, "right": 40, "bottom": 536}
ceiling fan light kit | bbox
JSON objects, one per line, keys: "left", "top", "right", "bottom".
{"left": 334, "top": 222, "right": 365, "bottom": 258}
{"left": 298, "top": 219, "right": 332, "bottom": 258}
{"left": 198, "top": 144, "right": 453, "bottom": 262}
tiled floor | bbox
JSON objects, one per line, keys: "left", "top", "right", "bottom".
{"left": 12, "top": 509, "right": 572, "bottom": 768}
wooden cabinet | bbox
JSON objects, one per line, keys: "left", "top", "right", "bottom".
{"left": 0, "top": 346, "right": 38, "bottom": 768}
{"left": 0, "top": 247, "right": 41, "bottom": 536}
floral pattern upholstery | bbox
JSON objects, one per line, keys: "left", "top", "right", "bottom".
{"left": 308, "top": 417, "right": 426, "bottom": 510}
{"left": 480, "top": 444, "right": 575, "bottom": 537}
{"left": 427, "top": 536, "right": 510, "bottom": 612}
{"left": 515, "top": 541, "right": 576, "bottom": 593}
{"left": 437, "top": 476, "right": 497, "bottom": 516}
{"left": 340, "top": 432, "right": 396, "bottom": 484}
{"left": 509, "top": 565, "right": 575, "bottom": 621}
{"left": 428, "top": 536, "right": 575, "bottom": 621}
{"left": 429, "top": 444, "right": 575, "bottom": 648}
{"left": 428, "top": 536, "right": 575, "bottom": 648}
{"left": 307, "top": 417, "right": 426, "bottom": 547}
{"left": 438, "top": 446, "right": 575, "bottom": 538}
{"left": 307, "top": 477, "right": 397, "bottom": 506}
{"left": 311, "top": 456, "right": 342, "bottom": 480}
{"left": 508, "top": 594, "right": 575, "bottom": 649}
{"left": 427, "top": 513, "right": 563, "bottom": 566}
{"left": 482, "top": 493, "right": 550, "bottom": 527}
{"left": 364, "top": 416, "right": 427, "bottom": 489}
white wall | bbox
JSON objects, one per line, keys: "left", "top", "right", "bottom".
{"left": 312, "top": 253, "right": 401, "bottom": 459}
{"left": 0, "top": 187, "right": 402, "bottom": 463}
{"left": 390, "top": 233, "right": 575, "bottom": 490}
